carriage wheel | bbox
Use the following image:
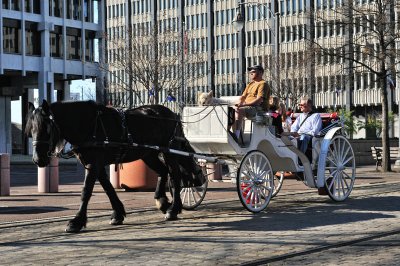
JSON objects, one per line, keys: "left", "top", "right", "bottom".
{"left": 237, "top": 150, "right": 274, "bottom": 213}
{"left": 323, "top": 135, "right": 356, "bottom": 201}
{"left": 272, "top": 172, "right": 284, "bottom": 198}
{"left": 181, "top": 165, "right": 208, "bottom": 210}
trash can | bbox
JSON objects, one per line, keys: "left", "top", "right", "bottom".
{"left": 119, "top": 160, "right": 158, "bottom": 191}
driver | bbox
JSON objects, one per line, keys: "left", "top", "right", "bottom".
{"left": 290, "top": 97, "right": 322, "bottom": 158}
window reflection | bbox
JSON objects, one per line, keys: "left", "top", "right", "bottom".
{"left": 66, "top": 27, "right": 81, "bottom": 60}
{"left": 25, "top": 21, "right": 41, "bottom": 56}
{"left": 3, "top": 19, "right": 21, "bottom": 54}
{"left": 51, "top": 26, "right": 63, "bottom": 58}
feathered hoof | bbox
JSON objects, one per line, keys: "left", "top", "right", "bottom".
{"left": 110, "top": 218, "right": 124, "bottom": 225}
{"left": 155, "top": 198, "right": 171, "bottom": 214}
{"left": 164, "top": 212, "right": 179, "bottom": 221}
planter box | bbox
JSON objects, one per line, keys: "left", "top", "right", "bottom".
{"left": 119, "top": 160, "right": 158, "bottom": 191}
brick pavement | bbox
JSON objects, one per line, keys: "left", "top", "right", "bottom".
{"left": 1, "top": 156, "right": 399, "bottom": 224}
{"left": 0, "top": 182, "right": 399, "bottom": 265}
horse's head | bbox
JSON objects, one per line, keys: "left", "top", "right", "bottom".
{"left": 25, "top": 100, "right": 60, "bottom": 167}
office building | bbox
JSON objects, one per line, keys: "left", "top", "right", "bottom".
{"left": 0, "top": 1, "right": 106, "bottom": 153}
{"left": 106, "top": 0, "right": 399, "bottom": 138}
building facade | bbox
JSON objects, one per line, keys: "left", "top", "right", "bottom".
{"left": 0, "top": 0, "right": 106, "bottom": 153}
{"left": 106, "top": 0, "right": 399, "bottom": 138}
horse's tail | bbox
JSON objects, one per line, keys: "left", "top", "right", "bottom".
{"left": 171, "top": 117, "right": 206, "bottom": 187}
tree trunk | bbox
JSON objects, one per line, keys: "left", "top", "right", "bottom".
{"left": 380, "top": 71, "right": 392, "bottom": 172}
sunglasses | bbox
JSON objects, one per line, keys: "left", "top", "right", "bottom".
{"left": 298, "top": 103, "right": 307, "bottom": 107}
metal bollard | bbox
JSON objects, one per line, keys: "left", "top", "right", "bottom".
{"left": 0, "top": 154, "right": 10, "bottom": 196}
{"left": 38, "top": 157, "right": 59, "bottom": 193}
{"left": 206, "top": 163, "right": 222, "bottom": 180}
{"left": 110, "top": 164, "right": 121, "bottom": 189}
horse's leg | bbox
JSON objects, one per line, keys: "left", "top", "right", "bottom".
{"left": 97, "top": 166, "right": 126, "bottom": 225}
{"left": 154, "top": 175, "right": 171, "bottom": 214}
{"left": 143, "top": 155, "right": 171, "bottom": 214}
{"left": 163, "top": 155, "right": 183, "bottom": 221}
{"left": 66, "top": 164, "right": 96, "bottom": 233}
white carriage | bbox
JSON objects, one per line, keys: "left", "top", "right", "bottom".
{"left": 180, "top": 105, "right": 356, "bottom": 213}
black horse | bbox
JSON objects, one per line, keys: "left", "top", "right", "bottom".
{"left": 25, "top": 100, "right": 204, "bottom": 233}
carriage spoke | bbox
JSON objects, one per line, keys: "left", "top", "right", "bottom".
{"left": 342, "top": 170, "right": 354, "bottom": 181}
{"left": 326, "top": 168, "right": 338, "bottom": 178}
{"left": 328, "top": 171, "right": 340, "bottom": 190}
{"left": 259, "top": 184, "right": 273, "bottom": 192}
{"left": 342, "top": 155, "right": 354, "bottom": 166}
{"left": 181, "top": 189, "right": 188, "bottom": 201}
{"left": 326, "top": 155, "right": 338, "bottom": 166}
{"left": 341, "top": 174, "right": 351, "bottom": 189}
{"left": 342, "top": 146, "right": 351, "bottom": 163}
{"left": 339, "top": 175, "right": 349, "bottom": 193}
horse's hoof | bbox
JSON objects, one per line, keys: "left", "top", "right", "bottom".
{"left": 164, "top": 212, "right": 178, "bottom": 221}
{"left": 110, "top": 218, "right": 124, "bottom": 225}
{"left": 155, "top": 198, "right": 171, "bottom": 214}
{"left": 65, "top": 224, "right": 84, "bottom": 233}
{"left": 65, "top": 216, "right": 86, "bottom": 233}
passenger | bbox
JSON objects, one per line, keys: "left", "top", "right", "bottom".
{"left": 279, "top": 102, "right": 292, "bottom": 132}
{"left": 290, "top": 97, "right": 322, "bottom": 157}
{"left": 268, "top": 96, "right": 283, "bottom": 135}
{"left": 232, "top": 65, "right": 270, "bottom": 139}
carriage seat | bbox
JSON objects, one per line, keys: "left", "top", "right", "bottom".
{"left": 290, "top": 112, "right": 339, "bottom": 137}
{"left": 289, "top": 112, "right": 339, "bottom": 167}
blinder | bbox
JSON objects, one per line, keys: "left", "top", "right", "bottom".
{"left": 31, "top": 108, "right": 60, "bottom": 157}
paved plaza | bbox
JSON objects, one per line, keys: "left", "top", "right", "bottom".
{"left": 1, "top": 157, "right": 400, "bottom": 265}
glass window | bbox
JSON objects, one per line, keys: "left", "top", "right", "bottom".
{"left": 11, "top": 0, "right": 20, "bottom": 10}
{"left": 49, "top": 0, "right": 62, "bottom": 17}
{"left": 34, "top": 1, "right": 40, "bottom": 13}
{"left": 66, "top": 27, "right": 82, "bottom": 60}
{"left": 3, "top": 0, "right": 9, "bottom": 9}
{"left": 73, "top": 0, "right": 82, "bottom": 20}
{"left": 25, "top": 22, "right": 41, "bottom": 56}
{"left": 3, "top": 19, "right": 22, "bottom": 54}
{"left": 50, "top": 26, "right": 63, "bottom": 58}
{"left": 299, "top": 0, "right": 303, "bottom": 12}
{"left": 85, "top": 30, "right": 95, "bottom": 61}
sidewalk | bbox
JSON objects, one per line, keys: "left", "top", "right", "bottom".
{"left": 10, "top": 154, "right": 78, "bottom": 165}
{"left": 1, "top": 156, "right": 399, "bottom": 225}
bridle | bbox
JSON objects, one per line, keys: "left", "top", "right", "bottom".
{"left": 31, "top": 109, "right": 61, "bottom": 157}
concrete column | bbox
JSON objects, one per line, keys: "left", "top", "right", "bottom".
{"left": 38, "top": 157, "right": 59, "bottom": 193}
{"left": 110, "top": 164, "right": 121, "bottom": 189}
{"left": 0, "top": 154, "right": 10, "bottom": 196}
{"left": 0, "top": 96, "right": 12, "bottom": 153}
{"left": 63, "top": 80, "right": 71, "bottom": 101}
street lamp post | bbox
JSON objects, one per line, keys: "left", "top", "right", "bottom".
{"left": 395, "top": 95, "right": 400, "bottom": 172}
{"left": 232, "top": 1, "right": 279, "bottom": 93}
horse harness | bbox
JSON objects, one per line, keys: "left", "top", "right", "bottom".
{"left": 31, "top": 108, "right": 61, "bottom": 156}
{"left": 68, "top": 108, "right": 183, "bottom": 166}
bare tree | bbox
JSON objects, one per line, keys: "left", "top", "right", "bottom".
{"left": 103, "top": 18, "right": 206, "bottom": 107}
{"left": 265, "top": 47, "right": 319, "bottom": 110}
{"left": 305, "top": 0, "right": 399, "bottom": 172}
